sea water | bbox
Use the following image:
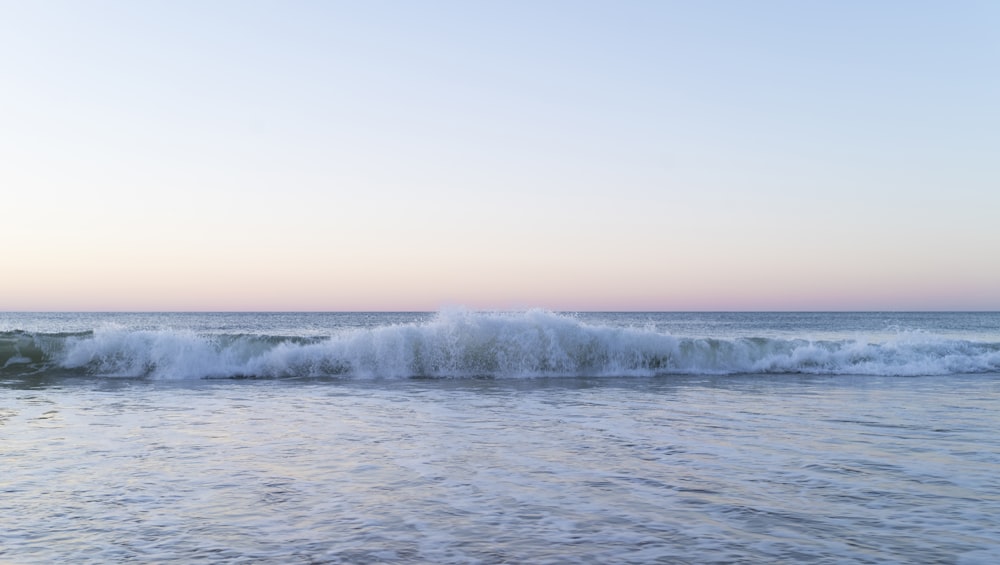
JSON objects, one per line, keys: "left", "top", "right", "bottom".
{"left": 2, "top": 311, "right": 999, "bottom": 563}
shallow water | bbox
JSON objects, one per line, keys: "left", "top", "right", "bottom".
{"left": 3, "top": 374, "right": 999, "bottom": 564}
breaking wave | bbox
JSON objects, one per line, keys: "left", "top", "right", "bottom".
{"left": 2, "top": 310, "right": 999, "bottom": 379}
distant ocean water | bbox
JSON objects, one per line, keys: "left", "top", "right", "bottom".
{"left": 2, "top": 311, "right": 999, "bottom": 563}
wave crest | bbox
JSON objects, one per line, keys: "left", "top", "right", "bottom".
{"left": 4, "top": 310, "right": 1000, "bottom": 379}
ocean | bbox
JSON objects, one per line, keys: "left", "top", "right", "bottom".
{"left": 2, "top": 311, "right": 999, "bottom": 563}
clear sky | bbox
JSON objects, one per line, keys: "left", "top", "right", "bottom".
{"left": 2, "top": 1, "right": 998, "bottom": 311}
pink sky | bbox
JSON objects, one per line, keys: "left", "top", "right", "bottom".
{"left": 3, "top": 2, "right": 998, "bottom": 311}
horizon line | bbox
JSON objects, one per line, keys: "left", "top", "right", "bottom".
{"left": 4, "top": 309, "right": 999, "bottom": 314}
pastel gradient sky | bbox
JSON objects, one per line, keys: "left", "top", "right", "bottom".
{"left": 2, "top": 1, "right": 998, "bottom": 311}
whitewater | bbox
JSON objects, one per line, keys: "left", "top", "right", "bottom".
{"left": 3, "top": 310, "right": 1000, "bottom": 379}
{"left": 3, "top": 311, "right": 1000, "bottom": 563}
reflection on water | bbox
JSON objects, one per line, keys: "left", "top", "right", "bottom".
{"left": 2, "top": 375, "right": 1000, "bottom": 563}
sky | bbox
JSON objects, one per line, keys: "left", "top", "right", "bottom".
{"left": 2, "top": 0, "right": 998, "bottom": 311}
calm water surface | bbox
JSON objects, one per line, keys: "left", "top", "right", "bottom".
{"left": 3, "top": 375, "right": 1000, "bottom": 564}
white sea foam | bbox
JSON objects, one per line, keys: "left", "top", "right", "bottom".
{"left": 31, "top": 310, "right": 1000, "bottom": 379}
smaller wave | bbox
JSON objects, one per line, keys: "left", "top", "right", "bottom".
{"left": 1, "top": 330, "right": 70, "bottom": 372}
{"left": 4, "top": 311, "right": 1000, "bottom": 379}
